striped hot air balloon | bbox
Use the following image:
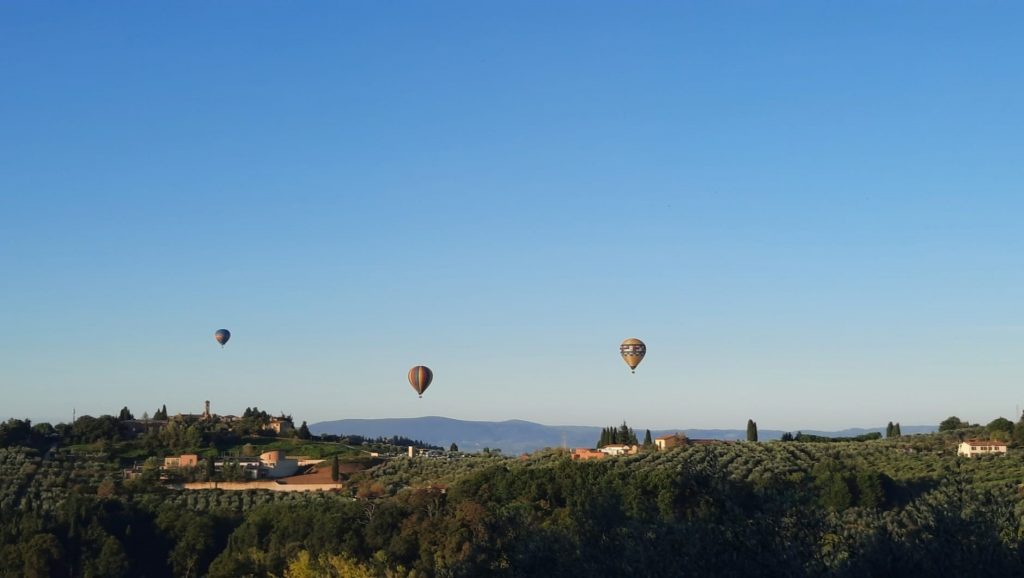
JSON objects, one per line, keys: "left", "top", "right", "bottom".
{"left": 620, "top": 338, "right": 645, "bottom": 373}
{"left": 408, "top": 366, "right": 433, "bottom": 398}
{"left": 214, "top": 329, "right": 231, "bottom": 348}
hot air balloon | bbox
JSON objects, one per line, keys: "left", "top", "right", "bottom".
{"left": 214, "top": 329, "right": 231, "bottom": 348}
{"left": 408, "top": 366, "right": 433, "bottom": 398}
{"left": 620, "top": 338, "right": 645, "bottom": 373}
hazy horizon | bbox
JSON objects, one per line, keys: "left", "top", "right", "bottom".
{"left": 2, "top": 2, "right": 1022, "bottom": 430}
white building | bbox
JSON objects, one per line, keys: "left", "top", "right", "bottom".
{"left": 599, "top": 444, "right": 638, "bottom": 457}
{"left": 259, "top": 451, "right": 299, "bottom": 478}
{"left": 957, "top": 440, "right": 1008, "bottom": 457}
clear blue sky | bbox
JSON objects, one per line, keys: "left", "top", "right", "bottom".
{"left": 2, "top": 2, "right": 1022, "bottom": 431}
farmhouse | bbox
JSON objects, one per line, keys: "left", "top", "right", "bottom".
{"left": 268, "top": 417, "right": 294, "bottom": 435}
{"left": 161, "top": 451, "right": 300, "bottom": 479}
{"left": 957, "top": 440, "right": 1008, "bottom": 457}
{"left": 599, "top": 444, "right": 638, "bottom": 456}
{"left": 570, "top": 448, "right": 606, "bottom": 461}
{"left": 655, "top": 433, "right": 687, "bottom": 451}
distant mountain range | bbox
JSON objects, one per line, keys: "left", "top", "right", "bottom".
{"left": 309, "top": 416, "right": 938, "bottom": 455}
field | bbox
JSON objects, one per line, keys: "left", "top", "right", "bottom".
{"left": 4, "top": 433, "right": 1024, "bottom": 577}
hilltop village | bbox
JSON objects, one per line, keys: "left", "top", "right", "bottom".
{"left": 0, "top": 401, "right": 452, "bottom": 495}
{"left": 117, "top": 401, "right": 455, "bottom": 491}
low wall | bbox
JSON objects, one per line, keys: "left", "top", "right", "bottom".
{"left": 181, "top": 481, "right": 343, "bottom": 492}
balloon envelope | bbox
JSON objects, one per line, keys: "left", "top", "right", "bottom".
{"left": 620, "top": 338, "right": 645, "bottom": 372}
{"left": 214, "top": 329, "right": 231, "bottom": 347}
{"left": 408, "top": 366, "right": 433, "bottom": 397}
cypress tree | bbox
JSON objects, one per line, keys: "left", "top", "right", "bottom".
{"left": 643, "top": 429, "right": 653, "bottom": 448}
{"left": 330, "top": 455, "right": 340, "bottom": 482}
{"left": 886, "top": 422, "right": 894, "bottom": 438}
{"left": 746, "top": 419, "right": 758, "bottom": 442}
{"left": 893, "top": 422, "right": 901, "bottom": 437}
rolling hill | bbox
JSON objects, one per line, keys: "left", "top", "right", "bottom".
{"left": 309, "top": 416, "right": 937, "bottom": 454}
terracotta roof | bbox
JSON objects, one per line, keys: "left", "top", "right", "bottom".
{"left": 963, "top": 439, "right": 1007, "bottom": 446}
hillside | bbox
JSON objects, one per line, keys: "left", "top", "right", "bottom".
{"left": 309, "top": 416, "right": 938, "bottom": 454}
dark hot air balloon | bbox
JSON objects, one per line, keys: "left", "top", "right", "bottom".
{"left": 620, "top": 338, "right": 645, "bottom": 373}
{"left": 214, "top": 329, "right": 231, "bottom": 348}
{"left": 408, "top": 366, "right": 433, "bottom": 398}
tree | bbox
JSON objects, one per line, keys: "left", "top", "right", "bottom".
{"left": 297, "top": 421, "right": 312, "bottom": 440}
{"left": 746, "top": 419, "right": 758, "bottom": 442}
{"left": 643, "top": 429, "right": 653, "bottom": 448}
{"left": 222, "top": 459, "right": 242, "bottom": 481}
{"left": 816, "top": 470, "right": 852, "bottom": 511}
{"left": 617, "top": 421, "right": 638, "bottom": 445}
{"left": 987, "top": 417, "right": 1013, "bottom": 436}
{"left": 1013, "top": 413, "right": 1024, "bottom": 446}
{"left": 118, "top": 406, "right": 134, "bottom": 421}
{"left": 856, "top": 470, "right": 884, "bottom": 508}
{"left": 157, "top": 508, "right": 216, "bottom": 578}
{"left": 331, "top": 455, "right": 340, "bottom": 482}
{"left": 91, "top": 536, "right": 129, "bottom": 578}
{"left": 141, "top": 411, "right": 150, "bottom": 420}
{"left": 893, "top": 422, "right": 901, "bottom": 437}
{"left": 939, "top": 416, "right": 965, "bottom": 431}
{"left": 31, "top": 422, "right": 55, "bottom": 439}
{"left": 886, "top": 422, "right": 894, "bottom": 438}
{"left": 97, "top": 477, "right": 117, "bottom": 497}
{"left": 72, "top": 415, "right": 121, "bottom": 444}
{"left": 599, "top": 422, "right": 638, "bottom": 447}
{"left": 0, "top": 418, "right": 34, "bottom": 448}
{"left": 21, "top": 533, "right": 63, "bottom": 578}
{"left": 205, "top": 457, "right": 216, "bottom": 481}
{"left": 449, "top": 442, "right": 459, "bottom": 452}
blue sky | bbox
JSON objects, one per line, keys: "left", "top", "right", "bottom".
{"left": 2, "top": 2, "right": 1022, "bottom": 431}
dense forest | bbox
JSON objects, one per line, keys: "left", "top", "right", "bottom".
{"left": 4, "top": 415, "right": 1024, "bottom": 577}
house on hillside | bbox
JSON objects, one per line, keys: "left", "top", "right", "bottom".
{"left": 259, "top": 450, "right": 299, "bottom": 478}
{"left": 163, "top": 454, "right": 199, "bottom": 469}
{"left": 268, "top": 417, "right": 294, "bottom": 435}
{"left": 571, "top": 448, "right": 606, "bottom": 461}
{"left": 599, "top": 444, "right": 638, "bottom": 457}
{"left": 958, "top": 440, "right": 1008, "bottom": 457}
{"left": 655, "top": 433, "right": 687, "bottom": 451}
